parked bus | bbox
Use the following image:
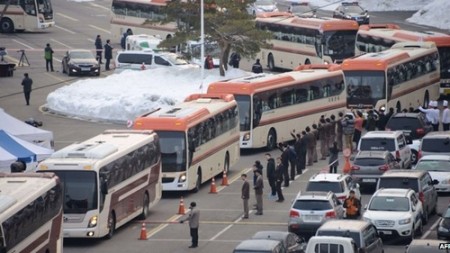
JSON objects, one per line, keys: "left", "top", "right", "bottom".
{"left": 343, "top": 41, "right": 440, "bottom": 111}
{"left": 110, "top": 0, "right": 176, "bottom": 43}
{"left": 207, "top": 64, "right": 346, "bottom": 149}
{"left": 133, "top": 93, "right": 240, "bottom": 192}
{"left": 0, "top": 0, "right": 54, "bottom": 33}
{"left": 255, "top": 12, "right": 359, "bottom": 71}
{"left": 37, "top": 129, "right": 162, "bottom": 239}
{"left": 0, "top": 172, "right": 63, "bottom": 253}
{"left": 355, "top": 24, "right": 450, "bottom": 95}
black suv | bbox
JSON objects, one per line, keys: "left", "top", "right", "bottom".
{"left": 385, "top": 112, "right": 432, "bottom": 140}
{"left": 332, "top": 2, "right": 369, "bottom": 25}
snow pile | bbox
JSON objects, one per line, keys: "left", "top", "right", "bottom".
{"left": 407, "top": 0, "right": 450, "bottom": 30}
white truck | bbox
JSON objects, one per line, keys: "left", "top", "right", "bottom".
{"left": 305, "top": 236, "right": 358, "bottom": 253}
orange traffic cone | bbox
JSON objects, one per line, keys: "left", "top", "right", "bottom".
{"left": 178, "top": 196, "right": 186, "bottom": 214}
{"left": 221, "top": 170, "right": 229, "bottom": 186}
{"left": 139, "top": 223, "right": 147, "bottom": 240}
{"left": 209, "top": 177, "right": 217, "bottom": 194}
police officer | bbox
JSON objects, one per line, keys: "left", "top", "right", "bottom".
{"left": 312, "top": 123, "right": 319, "bottom": 163}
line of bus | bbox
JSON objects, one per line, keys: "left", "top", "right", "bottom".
{"left": 255, "top": 12, "right": 359, "bottom": 71}
{"left": 207, "top": 64, "right": 346, "bottom": 149}
{"left": 37, "top": 129, "right": 162, "bottom": 239}
{"left": 355, "top": 24, "right": 450, "bottom": 95}
{"left": 0, "top": 0, "right": 54, "bottom": 33}
{"left": 133, "top": 93, "right": 240, "bottom": 192}
{"left": 110, "top": 0, "right": 176, "bottom": 43}
{"left": 343, "top": 41, "right": 440, "bottom": 112}
{"left": 0, "top": 172, "right": 63, "bottom": 253}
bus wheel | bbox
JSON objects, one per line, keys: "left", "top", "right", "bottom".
{"left": 396, "top": 101, "right": 401, "bottom": 113}
{"left": 193, "top": 170, "right": 201, "bottom": 193}
{"left": 138, "top": 193, "right": 150, "bottom": 220}
{"left": 423, "top": 91, "right": 430, "bottom": 108}
{"left": 0, "top": 18, "right": 14, "bottom": 33}
{"left": 268, "top": 54, "right": 275, "bottom": 71}
{"left": 224, "top": 153, "right": 230, "bottom": 173}
{"left": 105, "top": 212, "right": 116, "bottom": 239}
{"left": 266, "top": 129, "right": 277, "bottom": 150}
{"left": 305, "top": 59, "right": 311, "bottom": 65}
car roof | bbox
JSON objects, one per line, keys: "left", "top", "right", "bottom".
{"left": 296, "top": 191, "right": 331, "bottom": 200}
{"left": 309, "top": 173, "right": 346, "bottom": 182}
{"left": 380, "top": 170, "right": 425, "bottom": 178}
{"left": 390, "top": 112, "right": 422, "bottom": 118}
{"left": 355, "top": 150, "right": 390, "bottom": 159}
{"left": 234, "top": 239, "right": 281, "bottom": 250}
{"left": 407, "top": 239, "right": 443, "bottom": 253}
{"left": 251, "top": 231, "right": 289, "bottom": 241}
{"left": 375, "top": 188, "right": 412, "bottom": 197}
{"left": 422, "top": 131, "right": 450, "bottom": 138}
{"left": 318, "top": 219, "right": 370, "bottom": 231}
{"left": 418, "top": 155, "right": 450, "bottom": 161}
{"left": 362, "top": 131, "right": 403, "bottom": 138}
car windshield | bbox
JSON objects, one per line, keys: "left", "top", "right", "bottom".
{"left": 306, "top": 181, "right": 344, "bottom": 193}
{"left": 415, "top": 160, "right": 450, "bottom": 172}
{"left": 70, "top": 51, "right": 94, "bottom": 59}
{"left": 421, "top": 138, "right": 450, "bottom": 152}
{"left": 316, "top": 230, "right": 361, "bottom": 248}
{"left": 354, "top": 157, "right": 385, "bottom": 166}
{"left": 343, "top": 5, "right": 365, "bottom": 14}
{"left": 164, "top": 54, "right": 188, "bottom": 65}
{"left": 234, "top": 95, "right": 251, "bottom": 131}
{"left": 156, "top": 131, "right": 187, "bottom": 173}
{"left": 369, "top": 196, "right": 410, "bottom": 211}
{"left": 378, "top": 178, "right": 419, "bottom": 192}
{"left": 345, "top": 70, "right": 386, "bottom": 109}
{"left": 359, "top": 138, "right": 395, "bottom": 152}
{"left": 293, "top": 199, "right": 332, "bottom": 210}
{"left": 438, "top": 47, "right": 450, "bottom": 79}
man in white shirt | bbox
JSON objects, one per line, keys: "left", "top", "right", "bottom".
{"left": 442, "top": 101, "right": 450, "bottom": 131}
{"left": 419, "top": 100, "right": 435, "bottom": 124}
{"left": 419, "top": 100, "right": 440, "bottom": 131}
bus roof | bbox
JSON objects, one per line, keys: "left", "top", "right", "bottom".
{"left": 342, "top": 41, "right": 437, "bottom": 71}
{"left": 112, "top": 0, "right": 168, "bottom": 6}
{"left": 133, "top": 93, "right": 237, "bottom": 131}
{"left": 207, "top": 64, "right": 343, "bottom": 95}
{"left": 0, "top": 173, "right": 58, "bottom": 217}
{"left": 358, "top": 24, "right": 450, "bottom": 47}
{"left": 256, "top": 15, "right": 359, "bottom": 31}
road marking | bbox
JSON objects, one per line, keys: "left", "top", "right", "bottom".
{"left": 56, "top": 13, "right": 78, "bottom": 21}
{"left": 421, "top": 217, "right": 440, "bottom": 239}
{"left": 89, "top": 2, "right": 110, "bottom": 11}
{"left": 210, "top": 224, "right": 233, "bottom": 241}
{"left": 55, "top": 25, "right": 76, "bottom": 34}
{"left": 12, "top": 39, "right": 34, "bottom": 49}
{"left": 89, "top": 24, "right": 111, "bottom": 34}
{"left": 145, "top": 238, "right": 241, "bottom": 243}
{"left": 87, "top": 38, "right": 95, "bottom": 43}
{"left": 146, "top": 214, "right": 184, "bottom": 239}
{"left": 51, "top": 39, "right": 73, "bottom": 49}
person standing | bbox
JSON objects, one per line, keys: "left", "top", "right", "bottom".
{"left": 305, "top": 126, "right": 314, "bottom": 166}
{"left": 179, "top": 202, "right": 200, "bottom": 248}
{"left": 44, "top": 43, "right": 54, "bottom": 72}
{"left": 419, "top": 101, "right": 437, "bottom": 130}
{"left": 279, "top": 143, "right": 290, "bottom": 187}
{"left": 241, "top": 174, "right": 250, "bottom": 219}
{"left": 274, "top": 157, "right": 285, "bottom": 202}
{"left": 252, "top": 59, "right": 263, "bottom": 74}
{"left": 252, "top": 161, "right": 263, "bottom": 186}
{"left": 329, "top": 142, "right": 339, "bottom": 173}
{"left": 312, "top": 124, "right": 319, "bottom": 163}
{"left": 95, "top": 35, "right": 103, "bottom": 64}
{"left": 432, "top": 101, "right": 441, "bottom": 131}
{"left": 336, "top": 112, "right": 344, "bottom": 151}
{"left": 204, "top": 55, "right": 214, "bottom": 69}
{"left": 318, "top": 118, "right": 327, "bottom": 160}
{"left": 299, "top": 130, "right": 308, "bottom": 171}
{"left": 104, "top": 39, "right": 113, "bottom": 71}
{"left": 341, "top": 113, "right": 355, "bottom": 152}
{"left": 443, "top": 101, "right": 450, "bottom": 131}
{"left": 265, "top": 153, "right": 277, "bottom": 197}
{"left": 353, "top": 111, "right": 364, "bottom": 147}
{"left": 329, "top": 115, "right": 337, "bottom": 150}
{"left": 229, "top": 52, "right": 240, "bottom": 68}
{"left": 254, "top": 169, "right": 264, "bottom": 215}
{"left": 21, "top": 73, "right": 32, "bottom": 106}
{"left": 290, "top": 131, "right": 303, "bottom": 175}
{"left": 343, "top": 190, "right": 361, "bottom": 220}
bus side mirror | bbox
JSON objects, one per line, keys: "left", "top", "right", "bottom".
{"left": 101, "top": 180, "right": 108, "bottom": 195}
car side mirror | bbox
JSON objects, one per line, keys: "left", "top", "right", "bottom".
{"left": 412, "top": 205, "right": 416, "bottom": 212}
{"left": 101, "top": 179, "right": 108, "bottom": 195}
{"left": 432, "top": 179, "right": 439, "bottom": 185}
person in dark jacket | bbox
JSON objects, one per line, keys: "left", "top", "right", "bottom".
{"left": 278, "top": 143, "right": 290, "bottom": 187}
{"left": 252, "top": 59, "right": 263, "bottom": 74}
{"left": 254, "top": 169, "right": 264, "bottom": 215}
{"left": 300, "top": 130, "right": 308, "bottom": 171}
{"left": 329, "top": 142, "right": 339, "bottom": 173}
{"left": 290, "top": 131, "right": 303, "bottom": 175}
{"left": 104, "top": 39, "right": 113, "bottom": 71}
{"left": 21, "top": 73, "right": 32, "bottom": 106}
{"left": 229, "top": 52, "right": 240, "bottom": 68}
{"left": 204, "top": 55, "right": 214, "bottom": 69}
{"left": 274, "top": 157, "right": 285, "bottom": 202}
{"left": 44, "top": 43, "right": 54, "bottom": 72}
{"left": 252, "top": 160, "right": 263, "bottom": 185}
{"left": 95, "top": 35, "right": 103, "bottom": 64}
{"left": 265, "top": 153, "right": 276, "bottom": 197}
{"left": 241, "top": 174, "right": 250, "bottom": 218}
{"left": 121, "top": 28, "right": 133, "bottom": 49}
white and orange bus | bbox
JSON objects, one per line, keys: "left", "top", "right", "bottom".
{"left": 37, "top": 130, "right": 161, "bottom": 239}
{"left": 110, "top": 0, "right": 176, "bottom": 43}
{"left": 0, "top": 172, "right": 63, "bottom": 253}
{"left": 355, "top": 24, "right": 450, "bottom": 95}
{"left": 207, "top": 64, "right": 346, "bottom": 149}
{"left": 0, "top": 0, "right": 55, "bottom": 33}
{"left": 343, "top": 41, "right": 440, "bottom": 111}
{"left": 255, "top": 12, "right": 359, "bottom": 70}
{"left": 133, "top": 93, "right": 240, "bottom": 192}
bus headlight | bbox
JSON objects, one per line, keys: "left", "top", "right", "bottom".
{"left": 88, "top": 216, "right": 98, "bottom": 227}
{"left": 39, "top": 17, "right": 44, "bottom": 22}
{"left": 179, "top": 174, "right": 187, "bottom": 183}
{"left": 243, "top": 132, "right": 250, "bottom": 141}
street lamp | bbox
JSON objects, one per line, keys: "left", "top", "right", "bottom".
{"left": 199, "top": 0, "right": 205, "bottom": 90}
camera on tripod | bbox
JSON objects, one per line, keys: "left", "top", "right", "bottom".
{"left": 17, "top": 49, "right": 25, "bottom": 53}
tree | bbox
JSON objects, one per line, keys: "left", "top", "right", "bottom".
{"left": 159, "top": 0, "right": 272, "bottom": 76}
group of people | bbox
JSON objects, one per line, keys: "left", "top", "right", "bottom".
{"left": 418, "top": 100, "right": 450, "bottom": 131}
{"left": 94, "top": 35, "right": 114, "bottom": 71}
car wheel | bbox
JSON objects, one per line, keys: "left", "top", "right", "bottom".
{"left": 138, "top": 193, "right": 150, "bottom": 220}
{"left": 192, "top": 170, "right": 201, "bottom": 193}
{"left": 408, "top": 225, "right": 415, "bottom": 243}
{"left": 67, "top": 68, "right": 73, "bottom": 76}
{"left": 105, "top": 212, "right": 116, "bottom": 239}
{"left": 0, "top": 18, "right": 14, "bottom": 33}
{"left": 268, "top": 54, "right": 275, "bottom": 71}
{"left": 417, "top": 220, "right": 423, "bottom": 236}
{"left": 62, "top": 64, "right": 66, "bottom": 74}
{"left": 266, "top": 129, "right": 277, "bottom": 150}
{"left": 422, "top": 209, "right": 429, "bottom": 225}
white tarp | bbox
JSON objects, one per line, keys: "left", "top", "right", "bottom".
{"left": 0, "top": 108, "right": 54, "bottom": 149}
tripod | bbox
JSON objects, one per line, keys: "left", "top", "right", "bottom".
{"left": 18, "top": 50, "right": 30, "bottom": 66}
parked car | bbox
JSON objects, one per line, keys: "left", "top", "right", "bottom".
{"left": 114, "top": 50, "right": 193, "bottom": 73}
{"left": 376, "top": 170, "right": 438, "bottom": 224}
{"left": 419, "top": 131, "right": 450, "bottom": 159}
{"left": 247, "top": 0, "right": 278, "bottom": 15}
{"left": 332, "top": 1, "right": 369, "bottom": 25}
{"left": 315, "top": 220, "right": 384, "bottom": 253}
{"left": 350, "top": 150, "right": 401, "bottom": 188}
{"left": 406, "top": 239, "right": 446, "bottom": 253}
{"left": 287, "top": 2, "right": 316, "bottom": 18}
{"left": 306, "top": 173, "right": 361, "bottom": 202}
{"left": 62, "top": 49, "right": 100, "bottom": 76}
{"left": 362, "top": 188, "right": 423, "bottom": 243}
{"left": 233, "top": 239, "right": 286, "bottom": 253}
{"left": 437, "top": 204, "right": 450, "bottom": 240}
{"left": 414, "top": 155, "right": 450, "bottom": 193}
{"left": 305, "top": 236, "right": 358, "bottom": 253}
{"left": 251, "top": 231, "right": 305, "bottom": 253}
{"left": 357, "top": 131, "right": 412, "bottom": 169}
{"left": 288, "top": 191, "right": 345, "bottom": 237}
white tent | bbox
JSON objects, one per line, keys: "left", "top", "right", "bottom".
{"left": 0, "top": 108, "right": 54, "bottom": 149}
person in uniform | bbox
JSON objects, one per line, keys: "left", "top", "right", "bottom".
{"left": 305, "top": 126, "right": 314, "bottom": 166}
{"left": 312, "top": 124, "right": 319, "bottom": 163}
{"left": 336, "top": 112, "right": 344, "bottom": 151}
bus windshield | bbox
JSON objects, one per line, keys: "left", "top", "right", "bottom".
{"left": 157, "top": 131, "right": 187, "bottom": 173}
{"left": 50, "top": 171, "right": 98, "bottom": 214}
{"left": 323, "top": 30, "right": 357, "bottom": 61}
{"left": 234, "top": 95, "right": 251, "bottom": 131}
{"left": 439, "top": 47, "right": 450, "bottom": 79}
{"left": 345, "top": 70, "right": 386, "bottom": 108}
{"left": 37, "top": 0, "right": 52, "bottom": 14}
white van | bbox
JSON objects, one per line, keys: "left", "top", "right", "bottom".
{"left": 305, "top": 236, "right": 357, "bottom": 253}
{"left": 114, "top": 51, "right": 195, "bottom": 72}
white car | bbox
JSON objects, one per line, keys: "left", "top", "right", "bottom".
{"left": 363, "top": 188, "right": 423, "bottom": 242}
{"left": 414, "top": 155, "right": 450, "bottom": 192}
{"left": 247, "top": 0, "right": 278, "bottom": 15}
{"left": 305, "top": 173, "right": 361, "bottom": 202}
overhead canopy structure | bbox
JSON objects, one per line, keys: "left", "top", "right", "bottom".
{"left": 0, "top": 108, "right": 54, "bottom": 149}
{"left": 0, "top": 130, "right": 54, "bottom": 172}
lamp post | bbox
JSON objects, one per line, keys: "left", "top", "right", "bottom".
{"left": 199, "top": 0, "right": 205, "bottom": 90}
